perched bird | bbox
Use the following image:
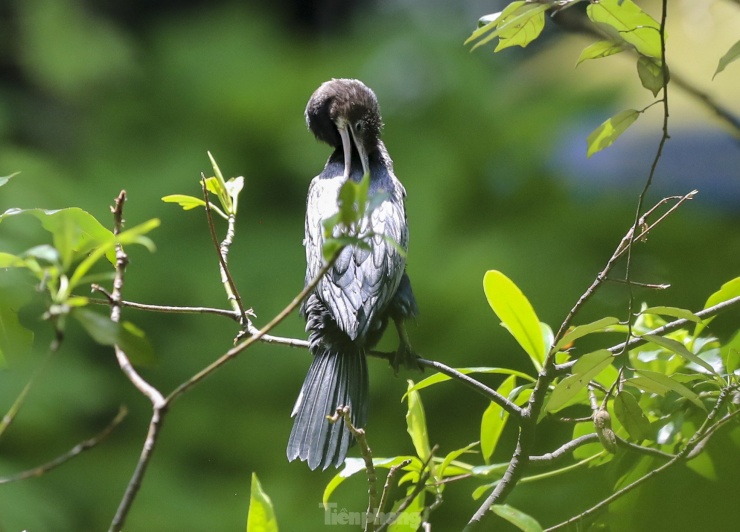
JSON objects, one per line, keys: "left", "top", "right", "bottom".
{"left": 287, "top": 79, "right": 418, "bottom": 470}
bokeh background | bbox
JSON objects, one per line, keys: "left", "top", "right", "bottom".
{"left": 1, "top": 0, "right": 739, "bottom": 530}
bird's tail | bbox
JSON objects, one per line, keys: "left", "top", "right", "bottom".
{"left": 287, "top": 344, "right": 368, "bottom": 470}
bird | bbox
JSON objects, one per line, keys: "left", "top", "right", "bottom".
{"left": 287, "top": 78, "right": 419, "bottom": 470}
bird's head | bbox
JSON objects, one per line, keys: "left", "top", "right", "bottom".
{"left": 305, "top": 78, "right": 383, "bottom": 179}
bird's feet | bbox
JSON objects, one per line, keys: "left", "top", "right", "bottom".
{"left": 391, "top": 341, "right": 422, "bottom": 374}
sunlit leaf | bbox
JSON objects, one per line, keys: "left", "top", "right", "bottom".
{"left": 465, "top": 1, "right": 525, "bottom": 45}
{"left": 586, "top": 109, "right": 640, "bottom": 158}
{"left": 720, "top": 331, "right": 740, "bottom": 373}
{"left": 439, "top": 441, "right": 478, "bottom": 479}
{"left": 406, "top": 380, "right": 431, "bottom": 461}
{"left": 576, "top": 40, "right": 625, "bottom": 65}
{"left": 637, "top": 56, "right": 667, "bottom": 96}
{"left": 686, "top": 447, "right": 717, "bottom": 481}
{"left": 713, "top": 39, "right": 740, "bottom": 79}
{"left": 404, "top": 367, "right": 535, "bottom": 399}
{"left": 554, "top": 317, "right": 620, "bottom": 351}
{"left": 481, "top": 375, "right": 516, "bottom": 463}
{"left": 614, "top": 391, "right": 652, "bottom": 441}
{"left": 323, "top": 456, "right": 419, "bottom": 507}
{"left": 67, "top": 218, "right": 159, "bottom": 295}
{"left": 246, "top": 473, "right": 278, "bottom": 532}
{"left": 388, "top": 489, "right": 424, "bottom": 532}
{"left": 0, "top": 252, "right": 24, "bottom": 268}
{"left": 207, "top": 151, "right": 233, "bottom": 214}
{"left": 695, "top": 277, "right": 740, "bottom": 336}
{"left": 642, "top": 334, "right": 717, "bottom": 375}
{"left": 546, "top": 350, "right": 613, "bottom": 412}
{"left": 587, "top": 0, "right": 662, "bottom": 58}
{"left": 0, "top": 207, "right": 115, "bottom": 269}
{"left": 0, "top": 172, "right": 19, "bottom": 188}
{"left": 483, "top": 270, "right": 545, "bottom": 371}
{"left": 161, "top": 194, "right": 207, "bottom": 210}
{"left": 491, "top": 504, "right": 542, "bottom": 532}
{"left": 494, "top": 5, "right": 547, "bottom": 52}
{"left": 469, "top": 3, "right": 549, "bottom": 52}
{"left": 641, "top": 306, "right": 701, "bottom": 324}
{"left": 632, "top": 369, "right": 705, "bottom": 410}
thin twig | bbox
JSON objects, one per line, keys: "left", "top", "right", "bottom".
{"left": 166, "top": 249, "right": 342, "bottom": 404}
{"left": 331, "top": 406, "right": 378, "bottom": 532}
{"left": 201, "top": 177, "right": 250, "bottom": 328}
{"left": 376, "top": 459, "right": 413, "bottom": 522}
{"left": 417, "top": 359, "right": 522, "bottom": 417}
{"left": 88, "top": 293, "right": 242, "bottom": 320}
{"left": 0, "top": 406, "right": 128, "bottom": 484}
{"left": 377, "top": 446, "right": 438, "bottom": 532}
{"left": 529, "top": 434, "right": 600, "bottom": 465}
{"left": 107, "top": 192, "right": 166, "bottom": 532}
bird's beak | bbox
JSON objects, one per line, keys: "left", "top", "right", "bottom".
{"left": 349, "top": 124, "right": 370, "bottom": 179}
{"left": 338, "top": 124, "right": 370, "bottom": 181}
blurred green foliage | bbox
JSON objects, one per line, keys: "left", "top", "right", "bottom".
{"left": 1, "top": 0, "right": 738, "bottom": 530}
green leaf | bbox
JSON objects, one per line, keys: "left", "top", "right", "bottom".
{"left": 640, "top": 306, "right": 701, "bottom": 324}
{"left": 471, "top": 4, "right": 549, "bottom": 52}
{"left": 637, "top": 56, "right": 666, "bottom": 96}
{"left": 614, "top": 391, "right": 652, "bottom": 441}
{"left": 695, "top": 277, "right": 740, "bottom": 336}
{"left": 73, "top": 309, "right": 154, "bottom": 365}
{"left": 0, "top": 172, "right": 19, "bottom": 188}
{"left": 439, "top": 441, "right": 478, "bottom": 479}
{"left": 586, "top": 109, "right": 640, "bottom": 158}
{"left": 554, "top": 317, "right": 620, "bottom": 351}
{"left": 713, "top": 39, "right": 740, "bottom": 79}
{"left": 481, "top": 375, "right": 516, "bottom": 464}
{"left": 465, "top": 2, "right": 525, "bottom": 45}
{"left": 483, "top": 270, "right": 545, "bottom": 371}
{"left": 0, "top": 252, "right": 25, "bottom": 268}
{"left": 323, "top": 456, "right": 418, "bottom": 507}
{"left": 587, "top": 0, "right": 662, "bottom": 58}
{"left": 632, "top": 369, "right": 705, "bottom": 410}
{"left": 576, "top": 40, "right": 625, "bottom": 65}
{"left": 406, "top": 380, "right": 431, "bottom": 461}
{"left": 388, "top": 489, "right": 424, "bottom": 532}
{"left": 389, "top": 491, "right": 424, "bottom": 532}
{"left": 494, "top": 5, "right": 547, "bottom": 52}
{"left": 0, "top": 207, "right": 116, "bottom": 269}
{"left": 490, "top": 504, "right": 542, "bottom": 532}
{"left": 207, "top": 151, "right": 233, "bottom": 215}
{"left": 720, "top": 330, "right": 740, "bottom": 373}
{"left": 246, "top": 473, "right": 278, "bottom": 532}
{"left": 546, "top": 350, "right": 613, "bottom": 412}
{"left": 0, "top": 285, "right": 34, "bottom": 367}
{"left": 161, "top": 194, "right": 207, "bottom": 210}
{"left": 642, "top": 334, "right": 717, "bottom": 375}
{"left": 66, "top": 218, "right": 159, "bottom": 296}
{"left": 405, "top": 367, "right": 535, "bottom": 398}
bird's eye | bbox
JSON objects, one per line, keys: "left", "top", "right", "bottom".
{"left": 355, "top": 121, "right": 363, "bottom": 133}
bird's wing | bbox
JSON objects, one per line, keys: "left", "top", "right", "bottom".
{"left": 304, "top": 174, "right": 408, "bottom": 343}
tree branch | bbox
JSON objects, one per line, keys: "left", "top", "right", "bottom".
{"left": 0, "top": 406, "right": 127, "bottom": 484}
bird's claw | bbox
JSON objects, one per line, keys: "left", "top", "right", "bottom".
{"left": 391, "top": 343, "right": 422, "bottom": 374}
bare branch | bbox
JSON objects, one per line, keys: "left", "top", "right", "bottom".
{"left": 330, "top": 406, "right": 378, "bottom": 532}
{"left": 0, "top": 406, "right": 127, "bottom": 484}
{"left": 201, "top": 177, "right": 250, "bottom": 328}
{"left": 416, "top": 359, "right": 522, "bottom": 417}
